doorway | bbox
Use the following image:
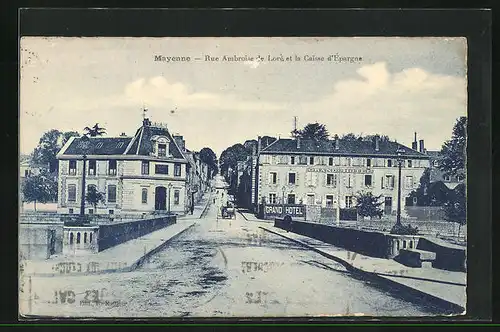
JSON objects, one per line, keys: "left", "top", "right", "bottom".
{"left": 155, "top": 186, "right": 167, "bottom": 211}
{"left": 384, "top": 197, "right": 393, "bottom": 215}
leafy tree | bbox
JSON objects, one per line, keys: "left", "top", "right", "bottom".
{"left": 21, "top": 169, "right": 57, "bottom": 211}
{"left": 31, "top": 129, "right": 80, "bottom": 173}
{"left": 390, "top": 224, "right": 419, "bottom": 235}
{"left": 354, "top": 192, "right": 384, "bottom": 219}
{"left": 219, "top": 143, "right": 250, "bottom": 177}
{"left": 443, "top": 183, "right": 466, "bottom": 237}
{"left": 85, "top": 185, "right": 106, "bottom": 211}
{"left": 294, "top": 122, "right": 330, "bottom": 140}
{"left": 439, "top": 116, "right": 467, "bottom": 178}
{"left": 83, "top": 123, "right": 106, "bottom": 137}
{"left": 341, "top": 133, "right": 359, "bottom": 140}
{"left": 199, "top": 147, "right": 218, "bottom": 179}
{"left": 407, "top": 169, "right": 450, "bottom": 206}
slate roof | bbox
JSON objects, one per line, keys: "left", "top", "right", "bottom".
{"left": 63, "top": 137, "right": 132, "bottom": 155}
{"left": 261, "top": 138, "right": 428, "bottom": 158}
{"left": 60, "top": 121, "right": 185, "bottom": 159}
{"left": 125, "top": 124, "right": 184, "bottom": 159}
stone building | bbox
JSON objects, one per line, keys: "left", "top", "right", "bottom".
{"left": 55, "top": 118, "right": 207, "bottom": 217}
{"left": 252, "top": 135, "right": 431, "bottom": 217}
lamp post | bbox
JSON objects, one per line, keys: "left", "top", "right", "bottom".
{"left": 79, "top": 135, "right": 90, "bottom": 220}
{"left": 167, "top": 183, "right": 173, "bottom": 214}
{"left": 395, "top": 148, "right": 406, "bottom": 227}
{"left": 282, "top": 185, "right": 286, "bottom": 218}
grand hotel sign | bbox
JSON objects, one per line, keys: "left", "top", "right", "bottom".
{"left": 306, "top": 167, "right": 374, "bottom": 174}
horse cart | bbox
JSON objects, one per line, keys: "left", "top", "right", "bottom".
{"left": 221, "top": 205, "right": 236, "bottom": 219}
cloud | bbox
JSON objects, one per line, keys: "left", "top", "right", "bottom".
{"left": 121, "top": 76, "right": 283, "bottom": 112}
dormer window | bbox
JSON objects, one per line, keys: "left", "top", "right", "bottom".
{"left": 151, "top": 135, "right": 170, "bottom": 158}
{"left": 158, "top": 144, "right": 167, "bottom": 157}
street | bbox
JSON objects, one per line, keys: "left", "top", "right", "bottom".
{"left": 23, "top": 176, "right": 438, "bottom": 317}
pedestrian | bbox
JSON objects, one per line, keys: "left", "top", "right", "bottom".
{"left": 190, "top": 205, "right": 194, "bottom": 215}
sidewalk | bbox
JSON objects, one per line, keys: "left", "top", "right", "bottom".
{"left": 23, "top": 191, "right": 212, "bottom": 277}
{"left": 237, "top": 209, "right": 273, "bottom": 223}
{"left": 259, "top": 225, "right": 466, "bottom": 312}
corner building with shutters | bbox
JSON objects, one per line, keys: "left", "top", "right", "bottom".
{"left": 254, "top": 135, "right": 431, "bottom": 216}
{"left": 56, "top": 118, "right": 193, "bottom": 217}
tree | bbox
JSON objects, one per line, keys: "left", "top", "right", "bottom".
{"left": 294, "top": 122, "right": 330, "bottom": 140}
{"left": 341, "top": 133, "right": 359, "bottom": 140}
{"left": 83, "top": 123, "right": 106, "bottom": 137}
{"left": 199, "top": 147, "right": 218, "bottom": 178}
{"left": 438, "top": 116, "right": 467, "bottom": 178}
{"left": 21, "top": 169, "right": 58, "bottom": 211}
{"left": 219, "top": 143, "right": 250, "bottom": 177}
{"left": 354, "top": 192, "right": 384, "bottom": 219}
{"left": 407, "top": 169, "right": 450, "bottom": 206}
{"left": 443, "top": 183, "right": 466, "bottom": 238}
{"left": 85, "top": 185, "right": 106, "bottom": 212}
{"left": 31, "top": 129, "right": 80, "bottom": 173}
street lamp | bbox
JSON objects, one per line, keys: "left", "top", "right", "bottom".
{"left": 167, "top": 183, "right": 173, "bottom": 214}
{"left": 79, "top": 135, "right": 90, "bottom": 219}
{"left": 282, "top": 185, "right": 286, "bottom": 217}
{"left": 395, "top": 147, "right": 406, "bottom": 227}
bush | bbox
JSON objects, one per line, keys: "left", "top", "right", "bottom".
{"left": 390, "top": 223, "right": 419, "bottom": 235}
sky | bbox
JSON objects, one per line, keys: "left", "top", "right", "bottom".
{"left": 20, "top": 37, "right": 467, "bottom": 158}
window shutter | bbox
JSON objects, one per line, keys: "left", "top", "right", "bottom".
{"left": 381, "top": 177, "right": 384, "bottom": 189}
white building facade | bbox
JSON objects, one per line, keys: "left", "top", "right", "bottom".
{"left": 254, "top": 135, "right": 430, "bottom": 215}
{"left": 56, "top": 119, "right": 192, "bottom": 217}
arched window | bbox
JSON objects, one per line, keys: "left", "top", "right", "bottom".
{"left": 403, "top": 240, "right": 407, "bottom": 249}
{"left": 89, "top": 232, "right": 93, "bottom": 243}
{"left": 77, "top": 232, "right": 81, "bottom": 244}
{"left": 69, "top": 232, "right": 74, "bottom": 244}
{"left": 409, "top": 241, "right": 413, "bottom": 249}
{"left": 142, "top": 188, "right": 148, "bottom": 204}
{"left": 84, "top": 232, "right": 87, "bottom": 243}
{"left": 396, "top": 241, "right": 400, "bottom": 250}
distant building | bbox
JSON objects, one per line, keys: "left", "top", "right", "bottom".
{"left": 426, "top": 150, "right": 465, "bottom": 190}
{"left": 56, "top": 117, "right": 210, "bottom": 217}
{"left": 251, "top": 134, "right": 430, "bottom": 216}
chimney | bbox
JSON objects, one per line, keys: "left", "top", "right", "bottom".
{"left": 257, "top": 136, "right": 262, "bottom": 154}
{"left": 297, "top": 137, "right": 301, "bottom": 149}
{"left": 419, "top": 139, "right": 425, "bottom": 153}
{"left": 120, "top": 132, "right": 127, "bottom": 137}
{"left": 412, "top": 132, "right": 418, "bottom": 150}
{"left": 143, "top": 118, "right": 151, "bottom": 126}
{"left": 374, "top": 135, "right": 380, "bottom": 151}
{"left": 173, "top": 135, "right": 185, "bottom": 152}
{"left": 334, "top": 135, "right": 339, "bottom": 150}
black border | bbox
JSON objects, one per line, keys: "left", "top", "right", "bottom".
{"left": 8, "top": 7, "right": 492, "bottom": 325}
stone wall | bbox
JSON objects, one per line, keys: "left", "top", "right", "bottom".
{"left": 416, "top": 237, "right": 466, "bottom": 272}
{"left": 97, "top": 215, "right": 176, "bottom": 251}
{"left": 19, "top": 224, "right": 64, "bottom": 260}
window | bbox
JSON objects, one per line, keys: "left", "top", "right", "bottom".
{"left": 443, "top": 175, "right": 451, "bottom": 181}
{"left": 306, "top": 194, "right": 315, "bottom": 205}
{"left": 76, "top": 232, "right": 81, "bottom": 244}
{"left": 68, "top": 184, "right": 77, "bottom": 202}
{"left": 24, "top": 170, "right": 29, "bottom": 177}
{"left": 290, "top": 156, "right": 295, "bottom": 165}
{"left": 287, "top": 194, "right": 296, "bottom": 204}
{"left": 155, "top": 164, "right": 169, "bottom": 174}
{"left": 269, "top": 172, "right": 277, "bottom": 184}
{"left": 387, "top": 159, "right": 392, "bottom": 167}
{"left": 69, "top": 232, "right": 74, "bottom": 244}
{"left": 141, "top": 161, "right": 150, "bottom": 175}
{"left": 269, "top": 193, "right": 277, "bottom": 204}
{"left": 109, "top": 209, "right": 114, "bottom": 215}
{"left": 174, "top": 190, "right": 180, "bottom": 205}
{"left": 88, "top": 160, "right": 96, "bottom": 175}
{"left": 69, "top": 208, "right": 74, "bottom": 214}
{"left": 345, "top": 196, "right": 353, "bottom": 208}
{"left": 141, "top": 188, "right": 148, "bottom": 204}
{"left": 366, "top": 158, "right": 371, "bottom": 167}
{"left": 69, "top": 160, "right": 77, "bottom": 175}
{"left": 407, "top": 160, "right": 412, "bottom": 168}
{"left": 384, "top": 175, "right": 395, "bottom": 189}
{"left": 288, "top": 173, "right": 296, "bottom": 185}
{"left": 107, "top": 185, "right": 117, "bottom": 203}
{"left": 346, "top": 175, "right": 352, "bottom": 188}
{"left": 108, "top": 160, "right": 117, "bottom": 175}
{"left": 433, "top": 160, "right": 439, "bottom": 167}
{"left": 174, "top": 163, "right": 182, "bottom": 177}
{"left": 84, "top": 232, "right": 88, "bottom": 243}
{"left": 328, "top": 157, "right": 334, "bottom": 166}
{"left": 158, "top": 143, "right": 167, "bottom": 157}
{"left": 309, "top": 156, "right": 314, "bottom": 165}
{"left": 457, "top": 174, "right": 465, "bottom": 181}
{"left": 90, "top": 233, "right": 93, "bottom": 243}
{"left": 326, "top": 174, "right": 336, "bottom": 186}
{"left": 405, "top": 176, "right": 414, "bottom": 189}
{"left": 347, "top": 158, "right": 352, "bottom": 166}
{"left": 326, "top": 195, "right": 334, "bottom": 207}
{"left": 298, "top": 156, "right": 307, "bottom": 165}
{"left": 364, "top": 175, "right": 372, "bottom": 187}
